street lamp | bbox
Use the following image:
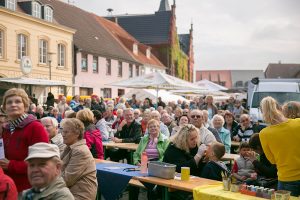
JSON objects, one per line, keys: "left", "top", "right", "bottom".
{"left": 48, "top": 52, "right": 55, "bottom": 92}
{"left": 48, "top": 52, "right": 55, "bottom": 80}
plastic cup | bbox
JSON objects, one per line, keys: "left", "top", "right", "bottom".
{"left": 181, "top": 167, "right": 190, "bottom": 181}
{"left": 275, "top": 190, "right": 291, "bottom": 200}
{"left": 222, "top": 178, "right": 231, "bottom": 191}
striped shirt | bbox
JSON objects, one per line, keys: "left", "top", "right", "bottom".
{"left": 145, "top": 139, "right": 159, "bottom": 160}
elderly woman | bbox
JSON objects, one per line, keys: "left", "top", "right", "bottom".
{"left": 141, "top": 109, "right": 151, "bottom": 134}
{"left": 133, "top": 109, "right": 142, "bottom": 123}
{"left": 212, "top": 114, "right": 231, "bottom": 153}
{"left": 60, "top": 118, "right": 97, "bottom": 200}
{"left": 36, "top": 105, "right": 47, "bottom": 119}
{"left": 163, "top": 124, "right": 207, "bottom": 176}
{"left": 112, "top": 109, "right": 124, "bottom": 130}
{"left": 76, "top": 109, "right": 103, "bottom": 159}
{"left": 131, "top": 119, "right": 169, "bottom": 199}
{"left": 170, "top": 115, "right": 189, "bottom": 136}
{"left": 0, "top": 88, "right": 48, "bottom": 193}
{"left": 259, "top": 97, "right": 300, "bottom": 196}
{"left": 223, "top": 111, "right": 239, "bottom": 139}
{"left": 133, "top": 119, "right": 169, "bottom": 165}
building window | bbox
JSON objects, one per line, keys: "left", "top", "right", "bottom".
{"left": 17, "top": 34, "right": 28, "bottom": 60}
{"left": 106, "top": 59, "right": 111, "bottom": 75}
{"left": 118, "top": 61, "right": 122, "bottom": 77}
{"left": 129, "top": 64, "right": 133, "bottom": 78}
{"left": 57, "top": 43, "right": 65, "bottom": 67}
{"left": 44, "top": 6, "right": 53, "bottom": 22}
{"left": 39, "top": 39, "right": 48, "bottom": 64}
{"left": 80, "top": 87, "right": 93, "bottom": 96}
{"left": 133, "top": 44, "right": 138, "bottom": 54}
{"left": 235, "top": 81, "right": 243, "bottom": 87}
{"left": 6, "top": 0, "right": 16, "bottom": 10}
{"left": 0, "top": 30, "right": 3, "bottom": 59}
{"left": 81, "top": 54, "right": 87, "bottom": 72}
{"left": 136, "top": 65, "right": 139, "bottom": 76}
{"left": 32, "top": 2, "right": 41, "bottom": 18}
{"left": 103, "top": 88, "right": 112, "bottom": 98}
{"left": 58, "top": 86, "right": 64, "bottom": 94}
{"left": 118, "top": 89, "right": 125, "bottom": 97}
{"left": 93, "top": 56, "right": 98, "bottom": 73}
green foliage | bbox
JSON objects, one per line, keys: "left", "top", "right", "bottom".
{"left": 170, "top": 35, "right": 189, "bottom": 80}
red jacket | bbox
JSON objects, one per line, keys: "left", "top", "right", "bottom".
{"left": 0, "top": 168, "right": 17, "bottom": 200}
{"left": 84, "top": 124, "right": 104, "bottom": 159}
{"left": 2, "top": 115, "right": 49, "bottom": 192}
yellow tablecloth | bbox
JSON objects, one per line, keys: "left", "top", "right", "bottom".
{"left": 193, "top": 184, "right": 299, "bottom": 200}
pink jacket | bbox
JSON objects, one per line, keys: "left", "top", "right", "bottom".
{"left": 84, "top": 125, "right": 104, "bottom": 159}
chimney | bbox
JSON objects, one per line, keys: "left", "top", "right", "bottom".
{"left": 113, "top": 17, "right": 118, "bottom": 24}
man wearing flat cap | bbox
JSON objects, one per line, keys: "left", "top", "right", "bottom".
{"left": 22, "top": 143, "right": 74, "bottom": 200}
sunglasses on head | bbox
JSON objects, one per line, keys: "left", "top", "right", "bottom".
{"left": 191, "top": 115, "right": 202, "bottom": 119}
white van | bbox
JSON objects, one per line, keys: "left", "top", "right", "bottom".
{"left": 247, "top": 78, "right": 300, "bottom": 123}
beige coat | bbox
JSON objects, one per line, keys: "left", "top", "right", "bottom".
{"left": 61, "top": 139, "right": 97, "bottom": 200}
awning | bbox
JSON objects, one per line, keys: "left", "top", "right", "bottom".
{"left": 0, "top": 77, "right": 69, "bottom": 86}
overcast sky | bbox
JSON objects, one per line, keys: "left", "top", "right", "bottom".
{"left": 69, "top": 0, "right": 300, "bottom": 71}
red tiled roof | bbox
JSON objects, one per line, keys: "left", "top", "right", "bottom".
{"left": 39, "top": 0, "right": 139, "bottom": 64}
{"left": 94, "top": 15, "right": 166, "bottom": 70}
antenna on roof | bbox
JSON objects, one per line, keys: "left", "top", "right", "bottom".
{"left": 68, "top": 0, "right": 75, "bottom": 5}
{"left": 107, "top": 8, "right": 113, "bottom": 16}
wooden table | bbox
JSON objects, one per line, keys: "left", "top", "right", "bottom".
{"left": 102, "top": 142, "right": 138, "bottom": 164}
{"left": 102, "top": 142, "right": 138, "bottom": 151}
{"left": 95, "top": 159, "right": 221, "bottom": 200}
{"left": 134, "top": 175, "right": 220, "bottom": 199}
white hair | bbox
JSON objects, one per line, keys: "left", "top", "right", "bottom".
{"left": 151, "top": 110, "right": 161, "bottom": 118}
{"left": 41, "top": 117, "right": 59, "bottom": 128}
{"left": 212, "top": 114, "right": 225, "bottom": 126}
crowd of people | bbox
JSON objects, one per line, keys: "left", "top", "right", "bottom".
{"left": 0, "top": 88, "right": 299, "bottom": 199}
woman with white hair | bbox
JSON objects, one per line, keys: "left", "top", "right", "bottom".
{"left": 259, "top": 97, "right": 300, "bottom": 196}
{"left": 212, "top": 114, "right": 231, "bottom": 153}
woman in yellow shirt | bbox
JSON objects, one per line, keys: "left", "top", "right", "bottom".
{"left": 259, "top": 96, "right": 300, "bottom": 196}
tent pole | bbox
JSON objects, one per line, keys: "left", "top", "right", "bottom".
{"left": 156, "top": 85, "right": 158, "bottom": 109}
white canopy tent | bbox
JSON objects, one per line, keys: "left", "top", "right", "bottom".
{"left": 194, "top": 79, "right": 228, "bottom": 91}
{"left": 123, "top": 89, "right": 188, "bottom": 104}
{"left": 107, "top": 72, "right": 205, "bottom": 104}
{"left": 170, "top": 89, "right": 229, "bottom": 96}
{"left": 0, "top": 77, "right": 70, "bottom": 104}
{"left": 0, "top": 77, "right": 68, "bottom": 86}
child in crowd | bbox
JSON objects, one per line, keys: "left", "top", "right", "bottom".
{"left": 201, "top": 142, "right": 230, "bottom": 181}
{"left": 232, "top": 142, "right": 257, "bottom": 184}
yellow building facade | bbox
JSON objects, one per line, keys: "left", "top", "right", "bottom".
{"left": 0, "top": 4, "right": 75, "bottom": 104}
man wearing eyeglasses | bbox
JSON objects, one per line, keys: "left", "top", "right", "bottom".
{"left": 232, "top": 114, "right": 264, "bottom": 142}
{"left": 189, "top": 109, "right": 216, "bottom": 145}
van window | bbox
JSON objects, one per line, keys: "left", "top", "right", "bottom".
{"left": 252, "top": 92, "right": 300, "bottom": 108}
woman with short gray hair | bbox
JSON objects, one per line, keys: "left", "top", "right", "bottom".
{"left": 212, "top": 114, "right": 231, "bottom": 153}
{"left": 60, "top": 118, "right": 97, "bottom": 200}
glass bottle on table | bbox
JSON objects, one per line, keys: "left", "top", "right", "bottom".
{"left": 141, "top": 152, "right": 148, "bottom": 174}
